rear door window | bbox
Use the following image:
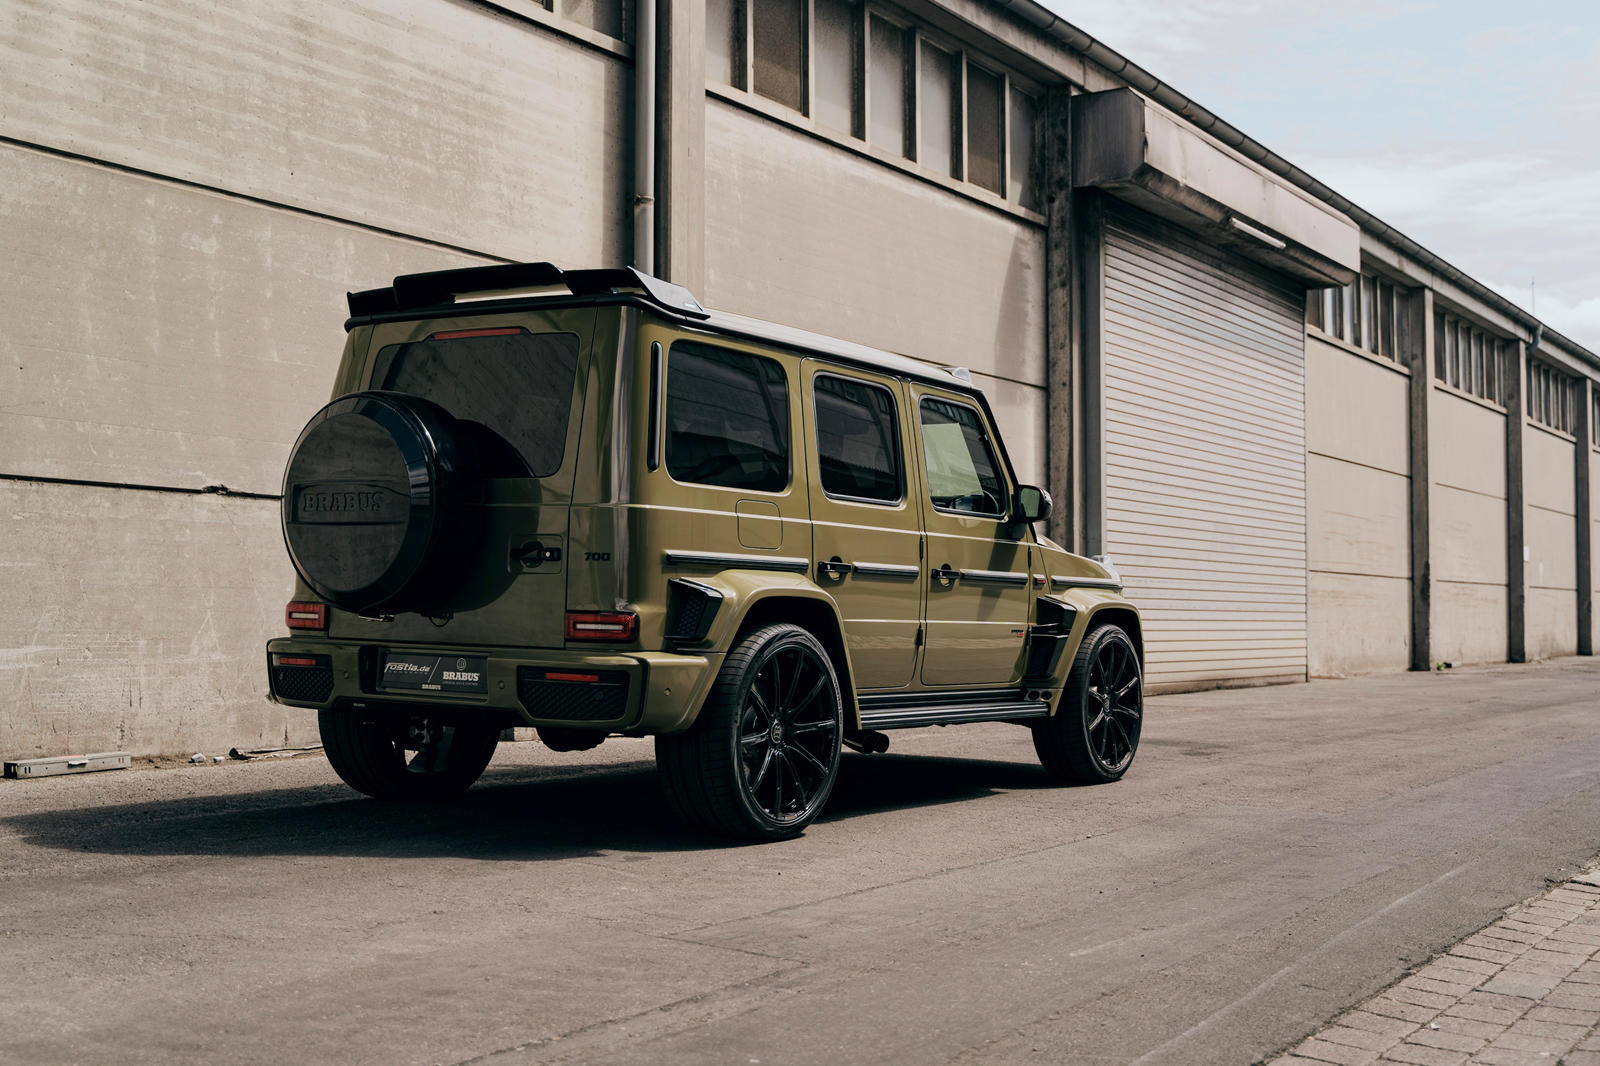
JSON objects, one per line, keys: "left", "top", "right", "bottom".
{"left": 665, "top": 343, "right": 790, "bottom": 492}
{"left": 371, "top": 328, "right": 578, "bottom": 477}
{"left": 814, "top": 373, "right": 902, "bottom": 503}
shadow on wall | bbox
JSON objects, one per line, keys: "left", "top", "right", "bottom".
{"left": 1, "top": 751, "right": 1056, "bottom": 861}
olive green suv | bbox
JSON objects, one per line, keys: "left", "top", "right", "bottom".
{"left": 267, "top": 262, "right": 1144, "bottom": 840}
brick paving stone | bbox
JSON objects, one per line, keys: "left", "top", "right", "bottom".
{"left": 1371, "top": 996, "right": 1449, "bottom": 1023}
{"left": 1318, "top": 1025, "right": 1401, "bottom": 1053}
{"left": 1577, "top": 1033, "right": 1600, "bottom": 1050}
{"left": 1503, "top": 958, "right": 1578, "bottom": 979}
{"left": 1341, "top": 1010, "right": 1427, "bottom": 1039}
{"left": 1481, "top": 973, "right": 1563, "bottom": 999}
{"left": 1505, "top": 1019, "right": 1588, "bottom": 1042}
{"left": 1467, "top": 1049, "right": 1561, "bottom": 1066}
{"left": 1561, "top": 1051, "right": 1600, "bottom": 1066}
{"left": 1434, "top": 956, "right": 1501, "bottom": 977}
{"left": 1267, "top": 1057, "right": 1335, "bottom": 1066}
{"left": 1524, "top": 1004, "right": 1593, "bottom": 1025}
{"left": 1487, "top": 1031, "right": 1575, "bottom": 1053}
{"left": 1543, "top": 991, "right": 1600, "bottom": 1011}
{"left": 1482, "top": 927, "right": 1545, "bottom": 946}
{"left": 1392, "top": 987, "right": 1463, "bottom": 1010}
{"left": 1297, "top": 1036, "right": 1381, "bottom": 1064}
{"left": 1405, "top": 1026, "right": 1486, "bottom": 1053}
{"left": 1429, "top": 1015, "right": 1506, "bottom": 1041}
{"left": 1409, "top": 976, "right": 1483, "bottom": 997}
{"left": 1379, "top": 1041, "right": 1469, "bottom": 1066}
{"left": 1453, "top": 945, "right": 1521, "bottom": 966}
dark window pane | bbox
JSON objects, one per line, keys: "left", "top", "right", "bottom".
{"left": 813, "top": 0, "right": 858, "bottom": 134}
{"left": 918, "top": 41, "right": 955, "bottom": 176}
{"left": 815, "top": 375, "right": 901, "bottom": 502}
{"left": 372, "top": 331, "right": 579, "bottom": 478}
{"left": 869, "top": 16, "right": 907, "bottom": 153}
{"left": 919, "top": 397, "right": 1003, "bottom": 515}
{"left": 1008, "top": 87, "right": 1037, "bottom": 208}
{"left": 666, "top": 344, "right": 790, "bottom": 491}
{"left": 966, "top": 62, "right": 1003, "bottom": 194}
{"left": 752, "top": 0, "right": 804, "bottom": 112}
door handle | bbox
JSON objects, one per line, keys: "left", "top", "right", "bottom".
{"left": 931, "top": 563, "right": 960, "bottom": 586}
{"left": 817, "top": 558, "right": 851, "bottom": 578}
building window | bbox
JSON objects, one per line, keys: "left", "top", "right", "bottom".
{"left": 1527, "top": 361, "right": 1575, "bottom": 434}
{"left": 1430, "top": 310, "right": 1507, "bottom": 406}
{"left": 752, "top": 0, "right": 806, "bottom": 112}
{"left": 550, "top": 0, "right": 629, "bottom": 41}
{"left": 710, "top": 2, "right": 1040, "bottom": 209}
{"left": 868, "top": 15, "right": 910, "bottom": 154}
{"left": 965, "top": 62, "right": 1004, "bottom": 195}
{"left": 813, "top": 0, "right": 859, "bottom": 135}
{"left": 1307, "top": 271, "right": 1412, "bottom": 363}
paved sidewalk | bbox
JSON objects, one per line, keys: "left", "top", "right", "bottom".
{"left": 1271, "top": 867, "right": 1600, "bottom": 1066}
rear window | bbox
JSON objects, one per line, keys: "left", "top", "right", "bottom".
{"left": 665, "top": 343, "right": 790, "bottom": 492}
{"left": 371, "top": 329, "right": 578, "bottom": 477}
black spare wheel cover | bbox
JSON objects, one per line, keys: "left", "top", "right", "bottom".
{"left": 281, "top": 391, "right": 483, "bottom": 614}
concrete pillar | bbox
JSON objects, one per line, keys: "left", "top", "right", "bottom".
{"left": 1506, "top": 340, "right": 1528, "bottom": 663}
{"left": 1577, "top": 376, "right": 1594, "bottom": 656}
{"left": 1042, "top": 85, "right": 1075, "bottom": 551}
{"left": 1075, "top": 188, "right": 1107, "bottom": 558}
{"left": 655, "top": 0, "right": 705, "bottom": 289}
{"left": 1407, "top": 289, "right": 1434, "bottom": 671}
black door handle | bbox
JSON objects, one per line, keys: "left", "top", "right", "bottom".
{"left": 817, "top": 558, "right": 851, "bottom": 578}
{"left": 931, "top": 564, "right": 960, "bottom": 585}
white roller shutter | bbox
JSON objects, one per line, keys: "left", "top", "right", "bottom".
{"left": 1101, "top": 212, "right": 1308, "bottom": 690}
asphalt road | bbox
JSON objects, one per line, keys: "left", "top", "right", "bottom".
{"left": 4, "top": 659, "right": 1600, "bottom": 1066}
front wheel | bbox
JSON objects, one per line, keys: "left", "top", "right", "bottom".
{"left": 318, "top": 708, "right": 500, "bottom": 801}
{"left": 657, "top": 624, "right": 844, "bottom": 841}
{"left": 1032, "top": 623, "right": 1143, "bottom": 784}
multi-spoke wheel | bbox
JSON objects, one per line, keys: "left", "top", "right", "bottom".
{"left": 1032, "top": 623, "right": 1143, "bottom": 784}
{"left": 657, "top": 624, "right": 844, "bottom": 841}
{"left": 318, "top": 707, "right": 500, "bottom": 801}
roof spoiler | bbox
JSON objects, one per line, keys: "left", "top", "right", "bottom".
{"left": 347, "top": 262, "right": 709, "bottom": 320}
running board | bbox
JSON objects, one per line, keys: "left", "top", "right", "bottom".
{"left": 856, "top": 688, "right": 1050, "bottom": 730}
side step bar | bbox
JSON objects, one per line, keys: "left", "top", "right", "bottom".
{"left": 857, "top": 688, "right": 1051, "bottom": 731}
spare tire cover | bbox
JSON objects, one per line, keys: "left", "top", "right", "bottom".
{"left": 281, "top": 391, "right": 481, "bottom": 614}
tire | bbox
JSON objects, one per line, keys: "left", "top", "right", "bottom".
{"left": 318, "top": 707, "right": 500, "bottom": 801}
{"left": 1032, "top": 623, "right": 1143, "bottom": 784}
{"left": 281, "top": 391, "right": 484, "bottom": 615}
{"left": 657, "top": 624, "right": 844, "bottom": 841}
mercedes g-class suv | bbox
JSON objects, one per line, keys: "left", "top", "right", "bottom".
{"left": 267, "top": 262, "right": 1144, "bottom": 840}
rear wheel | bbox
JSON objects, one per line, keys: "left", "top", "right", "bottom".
{"left": 318, "top": 708, "right": 500, "bottom": 801}
{"left": 1033, "top": 623, "right": 1143, "bottom": 784}
{"left": 657, "top": 624, "right": 843, "bottom": 841}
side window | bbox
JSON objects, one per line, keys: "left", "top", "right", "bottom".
{"left": 666, "top": 343, "right": 791, "bottom": 492}
{"left": 919, "top": 396, "right": 1004, "bottom": 516}
{"left": 814, "top": 374, "right": 902, "bottom": 503}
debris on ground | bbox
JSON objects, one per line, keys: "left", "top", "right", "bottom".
{"left": 226, "top": 745, "right": 324, "bottom": 761}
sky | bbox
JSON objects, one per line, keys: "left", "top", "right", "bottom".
{"left": 1044, "top": 0, "right": 1600, "bottom": 351}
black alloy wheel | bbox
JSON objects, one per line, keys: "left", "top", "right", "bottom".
{"left": 1033, "top": 623, "right": 1143, "bottom": 784}
{"left": 318, "top": 707, "right": 500, "bottom": 801}
{"left": 657, "top": 624, "right": 844, "bottom": 841}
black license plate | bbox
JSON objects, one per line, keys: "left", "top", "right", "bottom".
{"left": 379, "top": 652, "right": 488, "bottom": 694}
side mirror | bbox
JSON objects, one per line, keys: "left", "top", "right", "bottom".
{"left": 1015, "top": 484, "right": 1052, "bottom": 524}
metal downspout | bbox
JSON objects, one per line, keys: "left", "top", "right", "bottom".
{"left": 633, "top": 0, "right": 657, "bottom": 274}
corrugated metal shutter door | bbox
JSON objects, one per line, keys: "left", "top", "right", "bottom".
{"left": 1101, "top": 212, "right": 1308, "bottom": 690}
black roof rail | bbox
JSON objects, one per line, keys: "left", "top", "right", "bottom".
{"left": 346, "top": 262, "right": 709, "bottom": 320}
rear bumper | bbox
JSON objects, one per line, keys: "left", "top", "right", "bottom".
{"left": 265, "top": 638, "right": 719, "bottom": 735}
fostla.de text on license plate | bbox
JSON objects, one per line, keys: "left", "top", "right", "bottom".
{"left": 380, "top": 652, "right": 488, "bottom": 693}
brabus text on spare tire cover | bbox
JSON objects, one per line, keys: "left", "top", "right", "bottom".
{"left": 292, "top": 483, "right": 409, "bottom": 524}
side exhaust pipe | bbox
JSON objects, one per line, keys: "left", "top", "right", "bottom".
{"left": 843, "top": 731, "right": 890, "bottom": 755}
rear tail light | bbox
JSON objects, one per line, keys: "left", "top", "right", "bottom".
{"left": 428, "top": 326, "right": 526, "bottom": 340}
{"left": 545, "top": 671, "right": 602, "bottom": 683}
{"left": 273, "top": 655, "right": 321, "bottom": 667}
{"left": 564, "top": 610, "right": 638, "bottom": 642}
{"left": 285, "top": 602, "right": 328, "bottom": 630}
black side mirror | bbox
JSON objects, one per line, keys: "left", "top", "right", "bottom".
{"left": 1015, "top": 484, "right": 1052, "bottom": 524}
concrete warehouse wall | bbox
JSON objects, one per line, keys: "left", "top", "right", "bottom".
{"left": 1306, "top": 335, "right": 1411, "bottom": 677}
{"left": 1524, "top": 426, "right": 1578, "bottom": 661}
{"left": 701, "top": 99, "right": 1049, "bottom": 484}
{"left": 1429, "top": 389, "right": 1510, "bottom": 666}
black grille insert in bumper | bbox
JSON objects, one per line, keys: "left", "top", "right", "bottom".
{"left": 517, "top": 668, "right": 630, "bottom": 722}
{"left": 270, "top": 656, "right": 335, "bottom": 704}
